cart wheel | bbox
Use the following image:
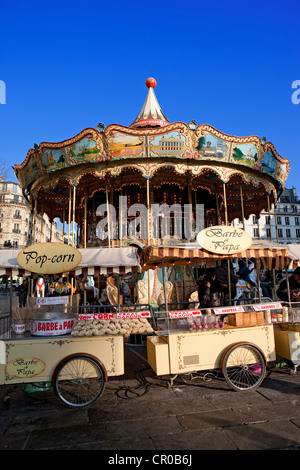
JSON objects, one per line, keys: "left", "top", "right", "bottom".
{"left": 52, "top": 354, "right": 106, "bottom": 407}
{"left": 221, "top": 342, "right": 266, "bottom": 391}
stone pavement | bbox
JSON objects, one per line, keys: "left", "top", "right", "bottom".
{"left": 1, "top": 344, "right": 300, "bottom": 451}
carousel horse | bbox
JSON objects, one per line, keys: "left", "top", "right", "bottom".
{"left": 35, "top": 277, "right": 45, "bottom": 297}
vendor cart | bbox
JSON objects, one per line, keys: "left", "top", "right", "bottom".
{"left": 0, "top": 332, "right": 124, "bottom": 407}
{"left": 273, "top": 303, "right": 300, "bottom": 374}
{"left": 0, "top": 245, "right": 147, "bottom": 407}
{"left": 142, "top": 242, "right": 295, "bottom": 391}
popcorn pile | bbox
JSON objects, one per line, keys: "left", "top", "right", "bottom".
{"left": 71, "top": 317, "right": 154, "bottom": 336}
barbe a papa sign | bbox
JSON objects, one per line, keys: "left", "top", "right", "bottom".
{"left": 197, "top": 225, "right": 252, "bottom": 255}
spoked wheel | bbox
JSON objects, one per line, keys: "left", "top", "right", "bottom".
{"left": 221, "top": 342, "right": 266, "bottom": 391}
{"left": 53, "top": 354, "right": 106, "bottom": 407}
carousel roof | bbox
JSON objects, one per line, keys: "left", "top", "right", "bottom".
{"left": 13, "top": 77, "right": 291, "bottom": 223}
{"left": 129, "top": 78, "right": 169, "bottom": 129}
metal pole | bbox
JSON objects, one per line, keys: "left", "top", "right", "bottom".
{"left": 117, "top": 274, "right": 120, "bottom": 313}
{"left": 267, "top": 194, "right": 273, "bottom": 241}
{"left": 223, "top": 182, "right": 231, "bottom": 304}
{"left": 162, "top": 261, "right": 168, "bottom": 312}
{"left": 147, "top": 178, "right": 151, "bottom": 244}
{"left": 72, "top": 185, "right": 76, "bottom": 247}
{"left": 40, "top": 201, "right": 44, "bottom": 243}
{"left": 285, "top": 269, "right": 291, "bottom": 306}
{"left": 240, "top": 185, "right": 246, "bottom": 231}
{"left": 267, "top": 193, "right": 277, "bottom": 299}
{"left": 274, "top": 203, "right": 279, "bottom": 243}
{"left": 62, "top": 206, "right": 65, "bottom": 244}
{"left": 84, "top": 194, "right": 87, "bottom": 248}
{"left": 68, "top": 187, "right": 71, "bottom": 245}
{"left": 256, "top": 259, "right": 262, "bottom": 303}
{"left": 106, "top": 181, "right": 111, "bottom": 247}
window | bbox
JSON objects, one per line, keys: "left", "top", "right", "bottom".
{"left": 13, "top": 195, "right": 19, "bottom": 202}
{"left": 296, "top": 229, "right": 300, "bottom": 238}
{"left": 285, "top": 217, "right": 290, "bottom": 225}
{"left": 266, "top": 228, "right": 270, "bottom": 238}
{"left": 286, "top": 229, "right": 291, "bottom": 238}
{"left": 253, "top": 228, "right": 259, "bottom": 238}
{"left": 278, "top": 229, "right": 283, "bottom": 238}
{"left": 266, "top": 216, "right": 270, "bottom": 224}
{"left": 277, "top": 216, "right": 281, "bottom": 225}
{"left": 2, "top": 183, "right": 7, "bottom": 191}
{"left": 12, "top": 184, "right": 18, "bottom": 193}
{"left": 296, "top": 217, "right": 300, "bottom": 226}
{"left": 252, "top": 216, "right": 258, "bottom": 224}
{"left": 13, "top": 223, "right": 20, "bottom": 233}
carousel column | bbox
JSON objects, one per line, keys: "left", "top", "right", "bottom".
{"left": 146, "top": 176, "right": 152, "bottom": 245}
{"left": 72, "top": 184, "right": 77, "bottom": 247}
{"left": 106, "top": 178, "right": 111, "bottom": 247}
{"left": 146, "top": 176, "right": 152, "bottom": 306}
{"left": 30, "top": 196, "right": 37, "bottom": 244}
{"left": 67, "top": 187, "right": 72, "bottom": 245}
{"left": 267, "top": 192, "right": 277, "bottom": 300}
{"left": 240, "top": 185, "right": 249, "bottom": 270}
{"left": 62, "top": 206, "right": 65, "bottom": 244}
{"left": 84, "top": 194, "right": 87, "bottom": 248}
{"left": 110, "top": 183, "right": 114, "bottom": 246}
{"left": 223, "top": 182, "right": 232, "bottom": 304}
{"left": 239, "top": 185, "right": 246, "bottom": 231}
{"left": 40, "top": 200, "right": 44, "bottom": 243}
{"left": 215, "top": 190, "right": 221, "bottom": 225}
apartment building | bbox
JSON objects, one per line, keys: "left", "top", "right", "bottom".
{"left": 0, "top": 179, "right": 63, "bottom": 249}
{"left": 233, "top": 187, "right": 300, "bottom": 244}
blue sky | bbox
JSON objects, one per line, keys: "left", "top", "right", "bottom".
{"left": 1, "top": 0, "right": 300, "bottom": 194}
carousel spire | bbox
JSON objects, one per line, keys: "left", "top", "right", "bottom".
{"left": 129, "top": 77, "right": 169, "bottom": 129}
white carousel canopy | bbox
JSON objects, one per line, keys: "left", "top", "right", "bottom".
{"left": 0, "top": 246, "right": 141, "bottom": 277}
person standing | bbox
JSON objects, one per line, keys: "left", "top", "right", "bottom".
{"left": 17, "top": 278, "right": 28, "bottom": 307}
{"left": 198, "top": 268, "right": 222, "bottom": 308}
{"left": 277, "top": 267, "right": 300, "bottom": 302}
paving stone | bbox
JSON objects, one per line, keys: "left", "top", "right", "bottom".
{"left": 68, "top": 436, "right": 155, "bottom": 450}
{"left": 106, "top": 415, "right": 182, "bottom": 438}
{"left": 148, "top": 395, "right": 214, "bottom": 416}
{"left": 0, "top": 432, "right": 30, "bottom": 450}
{"left": 6, "top": 408, "right": 88, "bottom": 434}
{"left": 232, "top": 401, "right": 300, "bottom": 424}
{"left": 224, "top": 420, "right": 300, "bottom": 450}
{"left": 177, "top": 408, "right": 242, "bottom": 430}
{"left": 151, "top": 428, "right": 237, "bottom": 450}
{"left": 25, "top": 423, "right": 107, "bottom": 450}
{"left": 257, "top": 382, "right": 300, "bottom": 403}
{"left": 88, "top": 401, "right": 152, "bottom": 423}
{"left": 205, "top": 390, "right": 268, "bottom": 409}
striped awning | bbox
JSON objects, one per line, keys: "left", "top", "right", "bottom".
{"left": 142, "top": 241, "right": 295, "bottom": 271}
{"left": 0, "top": 246, "right": 141, "bottom": 277}
{"left": 0, "top": 249, "right": 31, "bottom": 277}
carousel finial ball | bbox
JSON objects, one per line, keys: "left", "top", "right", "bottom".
{"left": 146, "top": 77, "right": 156, "bottom": 88}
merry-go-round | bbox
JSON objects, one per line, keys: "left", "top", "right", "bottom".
{"left": 0, "top": 77, "right": 298, "bottom": 407}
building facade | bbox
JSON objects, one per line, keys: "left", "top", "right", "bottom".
{"left": 0, "top": 179, "right": 64, "bottom": 249}
{"left": 233, "top": 187, "right": 300, "bottom": 244}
